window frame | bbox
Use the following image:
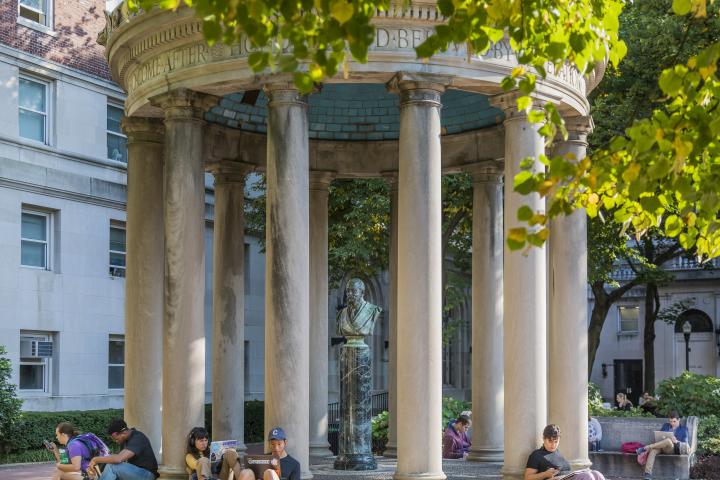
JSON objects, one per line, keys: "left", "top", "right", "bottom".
{"left": 18, "top": 74, "right": 51, "bottom": 145}
{"left": 107, "top": 335, "right": 125, "bottom": 391}
{"left": 106, "top": 102, "right": 127, "bottom": 163}
{"left": 617, "top": 305, "right": 640, "bottom": 335}
{"left": 109, "top": 221, "right": 126, "bottom": 278}
{"left": 19, "top": 332, "right": 52, "bottom": 394}
{"left": 17, "top": 0, "right": 54, "bottom": 30}
{"left": 21, "top": 209, "right": 51, "bottom": 270}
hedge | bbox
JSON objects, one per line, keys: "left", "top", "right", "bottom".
{"left": 0, "top": 401, "right": 264, "bottom": 463}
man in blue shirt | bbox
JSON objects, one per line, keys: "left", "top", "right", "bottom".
{"left": 636, "top": 411, "right": 689, "bottom": 480}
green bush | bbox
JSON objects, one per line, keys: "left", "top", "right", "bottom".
{"left": 442, "top": 396, "right": 471, "bottom": 430}
{"left": 656, "top": 372, "right": 720, "bottom": 418}
{"left": 697, "top": 415, "right": 720, "bottom": 455}
{"left": 0, "top": 346, "right": 22, "bottom": 450}
{"left": 371, "top": 410, "right": 388, "bottom": 454}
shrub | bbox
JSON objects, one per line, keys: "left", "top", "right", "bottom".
{"left": 442, "top": 396, "right": 471, "bottom": 430}
{"left": 371, "top": 410, "right": 388, "bottom": 454}
{"left": 656, "top": 372, "right": 720, "bottom": 418}
{"left": 0, "top": 346, "right": 22, "bottom": 450}
{"left": 697, "top": 415, "right": 720, "bottom": 456}
{"left": 690, "top": 454, "right": 720, "bottom": 480}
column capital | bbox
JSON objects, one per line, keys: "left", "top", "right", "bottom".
{"left": 263, "top": 80, "right": 309, "bottom": 108}
{"left": 559, "top": 115, "right": 594, "bottom": 143}
{"left": 464, "top": 160, "right": 504, "bottom": 184}
{"left": 207, "top": 160, "right": 255, "bottom": 185}
{"left": 490, "top": 90, "right": 561, "bottom": 120}
{"left": 387, "top": 72, "right": 450, "bottom": 106}
{"left": 122, "top": 116, "right": 165, "bottom": 144}
{"left": 309, "top": 170, "right": 335, "bottom": 191}
{"left": 150, "top": 88, "right": 220, "bottom": 122}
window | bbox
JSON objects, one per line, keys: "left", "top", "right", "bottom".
{"left": 109, "top": 222, "right": 126, "bottom": 277}
{"left": 108, "top": 336, "right": 124, "bottom": 389}
{"left": 107, "top": 104, "right": 127, "bottom": 162}
{"left": 21, "top": 210, "right": 50, "bottom": 269}
{"left": 19, "top": 333, "right": 52, "bottom": 392}
{"left": 618, "top": 306, "right": 640, "bottom": 334}
{"left": 18, "top": 0, "right": 49, "bottom": 26}
{"left": 19, "top": 76, "right": 48, "bottom": 143}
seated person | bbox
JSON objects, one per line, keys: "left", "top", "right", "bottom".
{"left": 443, "top": 415, "right": 471, "bottom": 459}
{"left": 89, "top": 419, "right": 158, "bottom": 480}
{"left": 525, "top": 424, "right": 606, "bottom": 480}
{"left": 615, "top": 392, "right": 633, "bottom": 411}
{"left": 49, "top": 422, "right": 91, "bottom": 480}
{"left": 588, "top": 417, "right": 602, "bottom": 452}
{"left": 458, "top": 411, "right": 473, "bottom": 454}
{"left": 186, "top": 427, "right": 243, "bottom": 480}
{"left": 635, "top": 411, "right": 689, "bottom": 480}
{"left": 638, "top": 393, "right": 658, "bottom": 416}
{"left": 238, "top": 427, "right": 300, "bottom": 480}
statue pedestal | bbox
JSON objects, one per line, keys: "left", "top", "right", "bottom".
{"left": 334, "top": 338, "right": 376, "bottom": 470}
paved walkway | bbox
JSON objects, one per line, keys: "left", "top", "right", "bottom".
{"left": 0, "top": 457, "right": 644, "bottom": 480}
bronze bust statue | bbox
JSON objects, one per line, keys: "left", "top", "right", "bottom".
{"left": 336, "top": 278, "right": 382, "bottom": 338}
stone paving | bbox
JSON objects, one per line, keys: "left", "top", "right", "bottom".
{"left": 0, "top": 457, "right": 645, "bottom": 480}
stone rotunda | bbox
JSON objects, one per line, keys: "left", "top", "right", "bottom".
{"left": 100, "top": 2, "right": 602, "bottom": 479}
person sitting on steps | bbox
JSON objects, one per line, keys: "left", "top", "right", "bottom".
{"left": 524, "top": 424, "right": 606, "bottom": 480}
{"left": 237, "top": 427, "right": 300, "bottom": 480}
{"left": 185, "top": 427, "right": 243, "bottom": 480}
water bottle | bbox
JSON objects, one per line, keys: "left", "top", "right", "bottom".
{"left": 59, "top": 447, "right": 69, "bottom": 464}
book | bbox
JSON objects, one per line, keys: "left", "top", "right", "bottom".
{"left": 554, "top": 468, "right": 591, "bottom": 480}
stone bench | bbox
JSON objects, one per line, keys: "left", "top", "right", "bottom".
{"left": 589, "top": 416, "right": 698, "bottom": 479}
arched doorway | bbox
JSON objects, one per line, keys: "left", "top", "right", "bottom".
{"left": 673, "top": 309, "right": 716, "bottom": 375}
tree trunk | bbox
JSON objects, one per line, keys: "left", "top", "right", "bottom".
{"left": 643, "top": 282, "right": 660, "bottom": 395}
{"left": 588, "top": 282, "right": 611, "bottom": 378}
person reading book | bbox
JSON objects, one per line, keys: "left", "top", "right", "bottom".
{"left": 185, "top": 427, "right": 243, "bottom": 480}
{"left": 524, "top": 424, "right": 606, "bottom": 480}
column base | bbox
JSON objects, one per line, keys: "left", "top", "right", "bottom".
{"left": 383, "top": 442, "right": 397, "bottom": 458}
{"left": 466, "top": 448, "right": 504, "bottom": 462}
{"left": 334, "top": 453, "right": 377, "bottom": 470}
{"left": 570, "top": 459, "right": 592, "bottom": 470}
{"left": 301, "top": 468, "right": 314, "bottom": 479}
{"left": 393, "top": 471, "right": 446, "bottom": 480}
{"left": 501, "top": 465, "right": 525, "bottom": 480}
{"left": 159, "top": 465, "right": 188, "bottom": 480}
{"left": 309, "top": 441, "right": 333, "bottom": 457}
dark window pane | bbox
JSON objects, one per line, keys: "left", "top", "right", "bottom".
{"left": 109, "top": 227, "right": 126, "bottom": 253}
{"left": 108, "top": 340, "right": 124, "bottom": 364}
{"left": 107, "top": 105, "right": 123, "bottom": 133}
{"left": 107, "top": 134, "right": 127, "bottom": 162}
{"left": 22, "top": 213, "right": 46, "bottom": 240}
{"left": 108, "top": 366, "right": 124, "bottom": 389}
{"left": 19, "top": 364, "right": 44, "bottom": 390}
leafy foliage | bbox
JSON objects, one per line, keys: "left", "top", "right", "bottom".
{"left": 697, "top": 415, "right": 720, "bottom": 455}
{"left": 691, "top": 453, "right": 720, "bottom": 480}
{"left": 656, "top": 371, "right": 720, "bottom": 418}
{"left": 441, "top": 396, "right": 471, "bottom": 431}
{"left": 0, "top": 346, "right": 22, "bottom": 451}
{"left": 370, "top": 410, "right": 388, "bottom": 453}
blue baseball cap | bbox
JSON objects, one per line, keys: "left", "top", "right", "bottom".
{"left": 268, "top": 427, "right": 286, "bottom": 441}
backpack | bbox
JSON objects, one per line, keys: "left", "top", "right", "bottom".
{"left": 621, "top": 441, "right": 644, "bottom": 454}
{"left": 70, "top": 433, "right": 110, "bottom": 461}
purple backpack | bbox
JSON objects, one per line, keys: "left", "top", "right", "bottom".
{"left": 70, "top": 432, "right": 110, "bottom": 461}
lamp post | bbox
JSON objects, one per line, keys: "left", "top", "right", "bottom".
{"left": 682, "top": 320, "right": 692, "bottom": 371}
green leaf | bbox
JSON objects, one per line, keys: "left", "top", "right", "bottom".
{"left": 672, "top": 0, "right": 692, "bottom": 15}
{"left": 517, "top": 205, "right": 534, "bottom": 222}
{"left": 507, "top": 228, "right": 527, "bottom": 250}
{"left": 527, "top": 110, "right": 545, "bottom": 123}
{"left": 513, "top": 171, "right": 536, "bottom": 195}
{"left": 516, "top": 95, "right": 532, "bottom": 112}
{"left": 330, "top": 0, "right": 354, "bottom": 24}
{"left": 666, "top": 215, "right": 682, "bottom": 237}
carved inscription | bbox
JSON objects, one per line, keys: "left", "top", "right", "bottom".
{"left": 129, "top": 43, "right": 209, "bottom": 89}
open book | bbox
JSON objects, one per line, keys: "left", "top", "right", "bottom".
{"left": 555, "top": 468, "right": 591, "bottom": 480}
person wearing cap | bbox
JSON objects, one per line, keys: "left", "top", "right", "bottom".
{"left": 238, "top": 427, "right": 300, "bottom": 480}
{"left": 88, "top": 419, "right": 158, "bottom": 479}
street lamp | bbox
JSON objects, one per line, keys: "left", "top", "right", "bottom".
{"left": 682, "top": 320, "right": 692, "bottom": 371}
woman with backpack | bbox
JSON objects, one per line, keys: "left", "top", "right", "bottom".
{"left": 49, "top": 422, "right": 93, "bottom": 480}
{"left": 186, "top": 427, "right": 243, "bottom": 480}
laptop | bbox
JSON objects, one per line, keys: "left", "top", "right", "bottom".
{"left": 209, "top": 440, "right": 240, "bottom": 462}
{"left": 240, "top": 454, "right": 281, "bottom": 478}
{"left": 653, "top": 430, "right": 675, "bottom": 442}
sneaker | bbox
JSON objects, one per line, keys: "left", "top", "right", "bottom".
{"left": 636, "top": 447, "right": 646, "bottom": 455}
{"left": 643, "top": 473, "right": 652, "bottom": 480}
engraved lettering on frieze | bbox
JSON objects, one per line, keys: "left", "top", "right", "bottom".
{"left": 129, "top": 43, "right": 210, "bottom": 90}
{"left": 481, "top": 39, "right": 514, "bottom": 61}
{"left": 372, "top": 27, "right": 433, "bottom": 51}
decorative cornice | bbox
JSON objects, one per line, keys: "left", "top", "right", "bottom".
{"left": 122, "top": 117, "right": 165, "bottom": 144}
{"left": 150, "top": 88, "right": 220, "bottom": 121}
{"left": 309, "top": 170, "right": 336, "bottom": 191}
{"left": 207, "top": 160, "right": 255, "bottom": 185}
{"left": 464, "top": 160, "right": 504, "bottom": 184}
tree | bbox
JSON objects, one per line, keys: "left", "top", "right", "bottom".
{"left": 0, "top": 346, "right": 22, "bottom": 450}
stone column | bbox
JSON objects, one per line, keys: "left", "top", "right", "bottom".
{"left": 382, "top": 171, "right": 398, "bottom": 459}
{"left": 491, "top": 92, "right": 547, "bottom": 480}
{"left": 391, "top": 73, "right": 447, "bottom": 480}
{"left": 548, "top": 117, "right": 593, "bottom": 470}
{"left": 154, "top": 89, "right": 217, "bottom": 479}
{"left": 122, "top": 117, "right": 165, "bottom": 460}
{"left": 209, "top": 160, "right": 254, "bottom": 448}
{"left": 309, "top": 170, "right": 334, "bottom": 458}
{"left": 466, "top": 161, "right": 504, "bottom": 463}
{"left": 264, "top": 82, "right": 311, "bottom": 478}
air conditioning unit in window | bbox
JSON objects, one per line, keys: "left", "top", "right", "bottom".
{"left": 20, "top": 340, "right": 53, "bottom": 358}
